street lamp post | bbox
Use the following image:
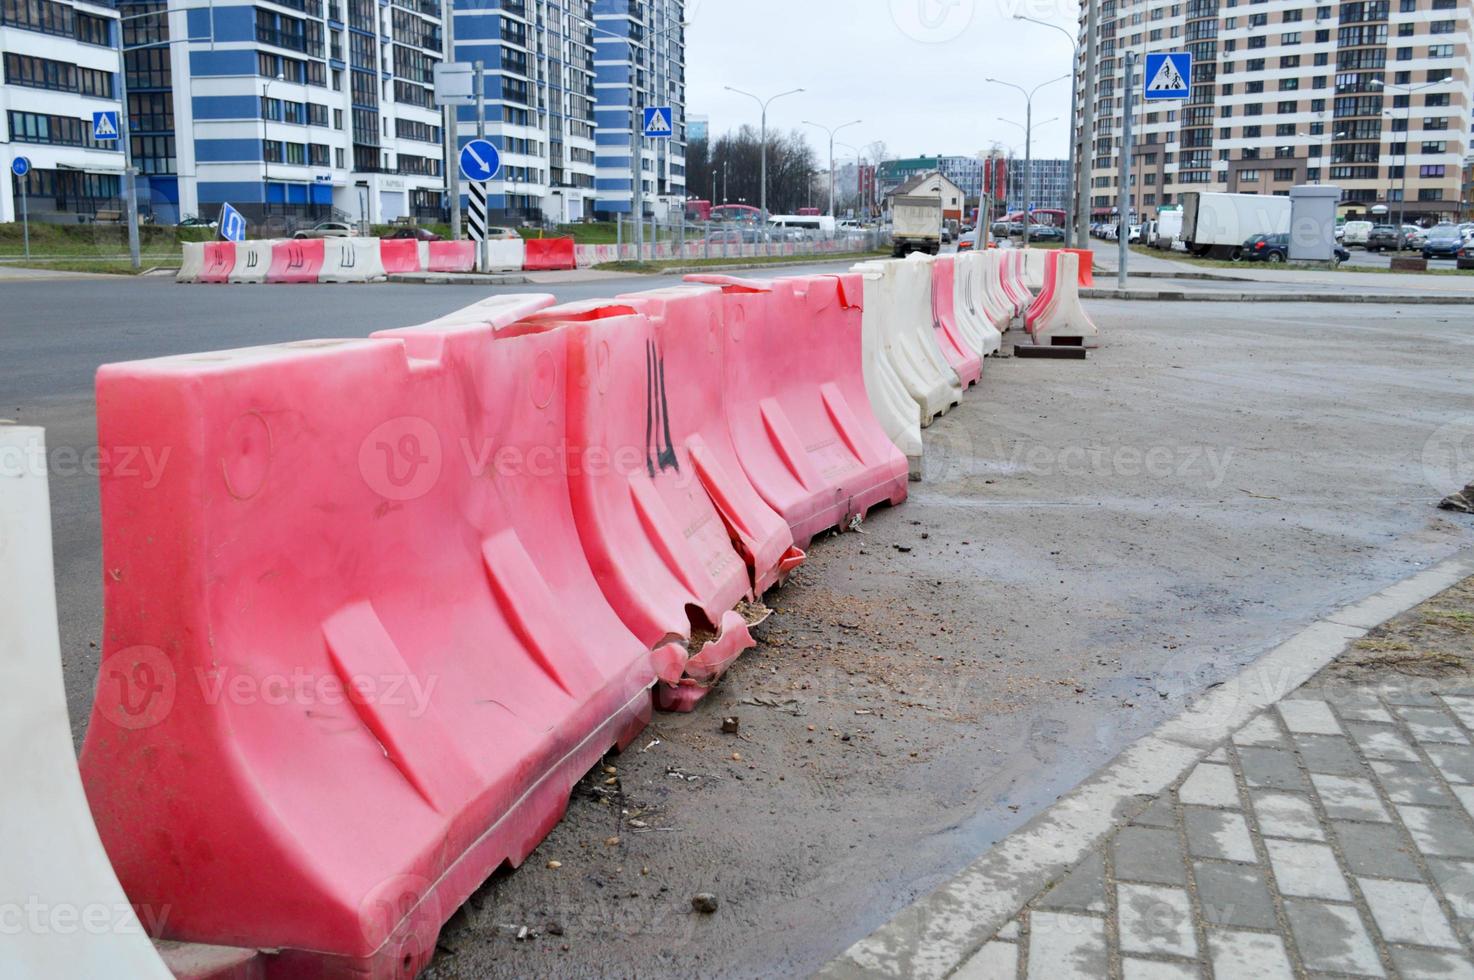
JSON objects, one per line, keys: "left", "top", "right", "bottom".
{"left": 802, "top": 118, "right": 862, "bottom": 219}
{"left": 262, "top": 73, "right": 286, "bottom": 219}
{"left": 996, "top": 114, "right": 1058, "bottom": 247}
{"left": 1014, "top": 15, "right": 1081, "bottom": 247}
{"left": 837, "top": 140, "right": 864, "bottom": 221}
{"left": 725, "top": 86, "right": 805, "bottom": 227}
{"left": 986, "top": 74, "right": 1069, "bottom": 248}
{"left": 1371, "top": 77, "right": 1450, "bottom": 228}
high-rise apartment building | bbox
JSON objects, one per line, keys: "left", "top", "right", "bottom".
{"left": 1077, "top": 0, "right": 1473, "bottom": 222}
{"left": 1, "top": 0, "right": 124, "bottom": 222}
{"left": 1004, "top": 157, "right": 1074, "bottom": 212}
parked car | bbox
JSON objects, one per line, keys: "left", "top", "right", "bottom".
{"left": 485, "top": 226, "right": 519, "bottom": 241}
{"left": 1364, "top": 225, "right": 1405, "bottom": 252}
{"left": 177, "top": 214, "right": 217, "bottom": 229}
{"left": 1422, "top": 224, "right": 1464, "bottom": 260}
{"left": 706, "top": 227, "right": 770, "bottom": 244}
{"left": 1023, "top": 224, "right": 1064, "bottom": 242}
{"left": 1402, "top": 224, "right": 1427, "bottom": 249}
{"left": 991, "top": 220, "right": 1012, "bottom": 237}
{"left": 387, "top": 226, "right": 442, "bottom": 241}
{"left": 1243, "top": 233, "right": 1349, "bottom": 265}
{"left": 940, "top": 226, "right": 953, "bottom": 244}
{"left": 1458, "top": 242, "right": 1474, "bottom": 270}
{"left": 293, "top": 221, "right": 355, "bottom": 239}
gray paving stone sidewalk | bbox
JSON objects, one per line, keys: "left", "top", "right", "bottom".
{"left": 958, "top": 674, "right": 1474, "bottom": 979}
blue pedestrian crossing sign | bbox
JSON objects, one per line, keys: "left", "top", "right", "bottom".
{"left": 642, "top": 106, "right": 673, "bottom": 140}
{"left": 218, "top": 202, "right": 247, "bottom": 243}
{"left": 1143, "top": 52, "right": 1191, "bottom": 101}
{"left": 458, "top": 138, "right": 501, "bottom": 182}
{"left": 92, "top": 110, "right": 120, "bottom": 141}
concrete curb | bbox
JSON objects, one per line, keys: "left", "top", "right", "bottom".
{"left": 1082, "top": 288, "right": 1474, "bottom": 304}
{"left": 818, "top": 552, "right": 1474, "bottom": 980}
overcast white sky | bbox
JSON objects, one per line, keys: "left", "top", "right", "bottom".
{"left": 685, "top": 0, "right": 1080, "bottom": 163}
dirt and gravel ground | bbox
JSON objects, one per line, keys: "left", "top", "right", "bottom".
{"left": 416, "top": 301, "right": 1474, "bottom": 979}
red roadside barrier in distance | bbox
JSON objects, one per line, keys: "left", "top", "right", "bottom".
{"left": 930, "top": 257, "right": 982, "bottom": 387}
{"left": 1062, "top": 248, "right": 1095, "bottom": 286}
{"left": 1026, "top": 250, "right": 1060, "bottom": 330}
{"left": 427, "top": 240, "right": 475, "bottom": 273}
{"left": 78, "top": 293, "right": 691, "bottom": 978}
{"left": 523, "top": 237, "right": 577, "bottom": 271}
{"left": 509, "top": 299, "right": 758, "bottom": 712}
{"left": 200, "top": 241, "right": 235, "bottom": 283}
{"left": 378, "top": 238, "right": 422, "bottom": 274}
{"left": 687, "top": 272, "right": 910, "bottom": 549}
{"left": 267, "top": 238, "right": 324, "bottom": 283}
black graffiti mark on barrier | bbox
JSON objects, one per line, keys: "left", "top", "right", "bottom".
{"left": 245, "top": 250, "right": 261, "bottom": 268}
{"left": 340, "top": 243, "right": 356, "bottom": 268}
{"left": 287, "top": 243, "right": 306, "bottom": 270}
{"left": 645, "top": 340, "right": 679, "bottom": 478}
{"left": 109, "top": 661, "right": 165, "bottom": 719}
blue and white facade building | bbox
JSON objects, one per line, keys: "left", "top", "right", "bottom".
{"left": 160, "top": 0, "right": 448, "bottom": 224}
{"left": 448, "top": 0, "right": 599, "bottom": 224}
{"left": 591, "top": 0, "right": 685, "bottom": 219}
{"left": 1, "top": 0, "right": 125, "bottom": 222}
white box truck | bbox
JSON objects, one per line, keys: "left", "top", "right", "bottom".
{"left": 1180, "top": 192, "right": 1292, "bottom": 259}
{"left": 1151, "top": 208, "right": 1184, "bottom": 250}
{"left": 890, "top": 195, "right": 942, "bottom": 257}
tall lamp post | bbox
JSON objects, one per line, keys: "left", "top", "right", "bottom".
{"left": 725, "top": 85, "right": 805, "bottom": 226}
{"left": 1371, "top": 77, "right": 1450, "bottom": 228}
{"left": 986, "top": 74, "right": 1069, "bottom": 247}
{"left": 1013, "top": 15, "right": 1081, "bottom": 247}
{"left": 996, "top": 114, "right": 1058, "bottom": 245}
{"left": 837, "top": 140, "right": 864, "bottom": 221}
{"left": 262, "top": 73, "right": 286, "bottom": 218}
{"left": 802, "top": 118, "right": 861, "bottom": 218}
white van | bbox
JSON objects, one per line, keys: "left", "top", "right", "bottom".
{"left": 1341, "top": 220, "right": 1374, "bottom": 247}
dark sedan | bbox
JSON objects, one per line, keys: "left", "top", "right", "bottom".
{"left": 387, "top": 227, "right": 442, "bottom": 241}
{"left": 1365, "top": 225, "right": 1405, "bottom": 252}
{"left": 1423, "top": 225, "right": 1464, "bottom": 260}
{"left": 1243, "top": 233, "right": 1349, "bottom": 265}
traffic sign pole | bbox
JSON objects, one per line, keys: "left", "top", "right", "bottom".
{"left": 11, "top": 157, "right": 31, "bottom": 258}
{"left": 1118, "top": 51, "right": 1137, "bottom": 290}
{"left": 476, "top": 60, "right": 488, "bottom": 274}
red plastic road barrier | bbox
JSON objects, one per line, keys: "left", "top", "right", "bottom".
{"left": 930, "top": 257, "right": 983, "bottom": 388}
{"left": 614, "top": 285, "right": 801, "bottom": 600}
{"left": 79, "top": 293, "right": 681, "bottom": 978}
{"left": 688, "top": 273, "right": 910, "bottom": 550}
{"left": 378, "top": 238, "right": 422, "bottom": 274}
{"left": 266, "top": 238, "right": 324, "bottom": 283}
{"left": 999, "top": 250, "right": 1032, "bottom": 315}
{"left": 511, "top": 300, "right": 757, "bottom": 712}
{"left": 427, "top": 240, "right": 475, "bottom": 273}
{"left": 1026, "top": 250, "right": 1060, "bottom": 330}
{"left": 523, "top": 237, "right": 577, "bottom": 271}
{"left": 200, "top": 242, "right": 235, "bottom": 283}
{"left": 1061, "top": 247, "right": 1095, "bottom": 286}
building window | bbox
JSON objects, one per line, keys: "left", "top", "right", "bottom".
{"left": 3, "top": 53, "right": 114, "bottom": 98}
{"left": 7, "top": 110, "right": 119, "bottom": 149}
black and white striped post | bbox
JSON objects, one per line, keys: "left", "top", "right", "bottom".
{"left": 468, "top": 181, "right": 488, "bottom": 273}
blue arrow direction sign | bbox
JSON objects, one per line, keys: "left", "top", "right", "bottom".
{"left": 459, "top": 139, "right": 501, "bottom": 182}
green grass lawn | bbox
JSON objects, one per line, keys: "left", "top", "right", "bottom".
{"left": 4, "top": 257, "right": 181, "bottom": 275}
{"left": 1127, "top": 243, "right": 1473, "bottom": 276}
{"left": 0, "top": 222, "right": 214, "bottom": 258}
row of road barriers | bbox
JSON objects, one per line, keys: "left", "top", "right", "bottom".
{"left": 6, "top": 248, "right": 1100, "bottom": 978}
{"left": 176, "top": 237, "right": 577, "bottom": 283}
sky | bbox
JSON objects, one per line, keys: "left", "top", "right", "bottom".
{"left": 685, "top": 0, "right": 1080, "bottom": 164}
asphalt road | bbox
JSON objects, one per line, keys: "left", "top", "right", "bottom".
{"left": 6, "top": 275, "right": 1474, "bottom": 976}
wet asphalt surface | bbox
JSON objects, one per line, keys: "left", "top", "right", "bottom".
{"left": 4, "top": 275, "right": 1474, "bottom": 976}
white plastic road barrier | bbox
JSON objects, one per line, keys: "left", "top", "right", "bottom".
{"left": 854, "top": 261, "right": 924, "bottom": 478}
{"left": 486, "top": 238, "right": 527, "bottom": 272}
{"left": 318, "top": 236, "right": 387, "bottom": 283}
{"left": 177, "top": 241, "right": 204, "bottom": 283}
{"left": 852, "top": 256, "right": 961, "bottom": 427}
{"left": 0, "top": 427, "right": 174, "bottom": 980}
{"left": 418, "top": 292, "right": 560, "bottom": 330}
{"left": 999, "top": 249, "right": 1033, "bottom": 316}
{"left": 953, "top": 252, "right": 1003, "bottom": 356}
{"left": 1026, "top": 251, "right": 1100, "bottom": 348}
{"left": 979, "top": 251, "right": 1017, "bottom": 329}
{"left": 1022, "top": 247, "right": 1049, "bottom": 290}
{"left": 228, "top": 239, "right": 272, "bottom": 283}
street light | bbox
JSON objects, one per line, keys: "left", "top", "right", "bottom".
{"left": 802, "top": 118, "right": 862, "bottom": 219}
{"left": 836, "top": 140, "right": 865, "bottom": 221}
{"left": 996, "top": 114, "right": 1055, "bottom": 240}
{"left": 725, "top": 86, "right": 805, "bottom": 226}
{"left": 1014, "top": 15, "right": 1081, "bottom": 247}
{"left": 1370, "top": 77, "right": 1451, "bottom": 228}
{"left": 986, "top": 74, "right": 1069, "bottom": 247}
{"left": 262, "top": 73, "right": 285, "bottom": 218}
